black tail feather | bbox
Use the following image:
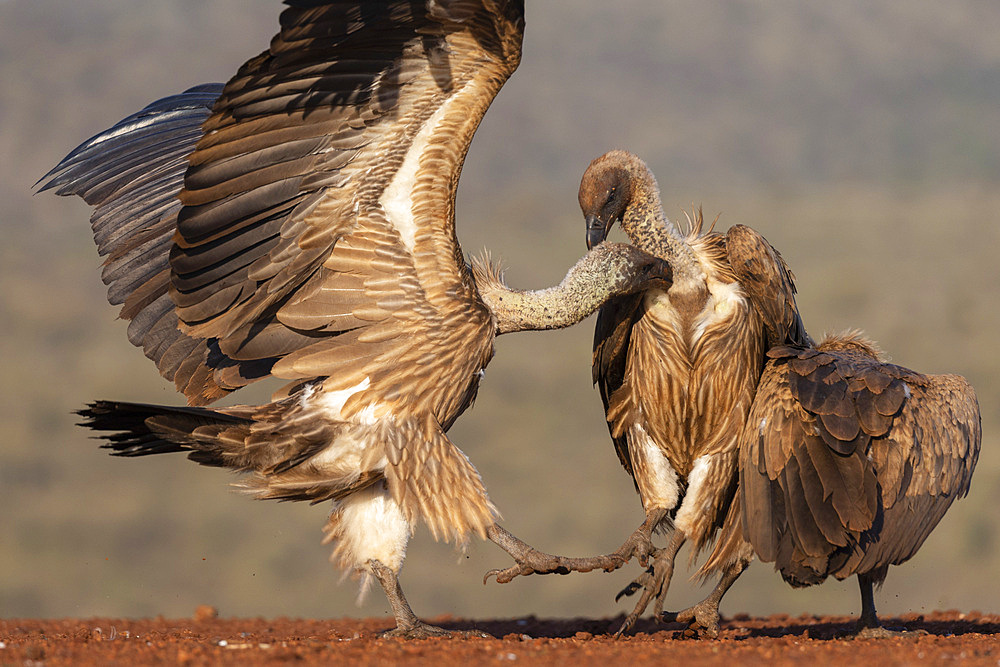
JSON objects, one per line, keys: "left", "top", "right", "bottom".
{"left": 77, "top": 400, "right": 246, "bottom": 459}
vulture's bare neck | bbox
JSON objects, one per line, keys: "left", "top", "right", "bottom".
{"left": 475, "top": 243, "right": 667, "bottom": 335}
{"left": 621, "top": 164, "right": 703, "bottom": 286}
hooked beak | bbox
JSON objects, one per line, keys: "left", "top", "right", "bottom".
{"left": 586, "top": 214, "right": 610, "bottom": 250}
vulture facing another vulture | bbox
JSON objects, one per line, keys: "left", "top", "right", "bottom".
{"left": 39, "top": 1, "right": 673, "bottom": 638}
{"left": 574, "top": 153, "right": 980, "bottom": 637}
{"left": 489, "top": 150, "right": 981, "bottom": 639}
{"left": 702, "top": 332, "right": 980, "bottom": 637}
{"left": 488, "top": 150, "right": 810, "bottom": 636}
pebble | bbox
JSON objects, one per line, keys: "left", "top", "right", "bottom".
{"left": 194, "top": 605, "right": 219, "bottom": 622}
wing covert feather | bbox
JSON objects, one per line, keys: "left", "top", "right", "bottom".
{"left": 171, "top": 1, "right": 524, "bottom": 410}
{"left": 725, "top": 224, "right": 810, "bottom": 348}
{"left": 45, "top": 2, "right": 525, "bottom": 407}
{"left": 740, "top": 334, "right": 980, "bottom": 584}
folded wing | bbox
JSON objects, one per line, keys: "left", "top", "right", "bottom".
{"left": 741, "top": 335, "right": 980, "bottom": 585}
{"left": 725, "top": 224, "right": 810, "bottom": 348}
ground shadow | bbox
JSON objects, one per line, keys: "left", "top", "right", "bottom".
{"left": 433, "top": 613, "right": 1000, "bottom": 641}
{"left": 735, "top": 613, "right": 1000, "bottom": 641}
{"left": 434, "top": 614, "right": 659, "bottom": 639}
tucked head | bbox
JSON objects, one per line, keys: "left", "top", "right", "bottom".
{"left": 578, "top": 150, "right": 653, "bottom": 249}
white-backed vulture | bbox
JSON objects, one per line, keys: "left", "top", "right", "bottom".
{"left": 37, "top": 2, "right": 673, "bottom": 638}
{"left": 487, "top": 149, "right": 809, "bottom": 636}
{"left": 700, "top": 332, "right": 980, "bottom": 637}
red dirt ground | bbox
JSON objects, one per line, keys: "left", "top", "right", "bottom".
{"left": 2, "top": 610, "right": 998, "bottom": 665}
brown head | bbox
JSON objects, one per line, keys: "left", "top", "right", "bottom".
{"left": 579, "top": 150, "right": 655, "bottom": 249}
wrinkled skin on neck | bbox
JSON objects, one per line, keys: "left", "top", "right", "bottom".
{"left": 473, "top": 242, "right": 671, "bottom": 335}
{"left": 579, "top": 150, "right": 702, "bottom": 283}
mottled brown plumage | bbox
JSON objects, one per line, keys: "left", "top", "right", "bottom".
{"left": 488, "top": 150, "right": 809, "bottom": 636}
{"left": 40, "top": 2, "right": 671, "bottom": 638}
{"left": 585, "top": 152, "right": 810, "bottom": 635}
{"left": 702, "top": 332, "right": 980, "bottom": 636}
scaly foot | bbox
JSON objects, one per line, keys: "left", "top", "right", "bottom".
{"left": 851, "top": 624, "right": 927, "bottom": 640}
{"left": 380, "top": 622, "right": 491, "bottom": 639}
{"left": 613, "top": 529, "right": 686, "bottom": 637}
{"left": 368, "top": 559, "right": 488, "bottom": 640}
{"left": 484, "top": 541, "right": 651, "bottom": 584}
{"left": 484, "top": 547, "right": 575, "bottom": 584}
{"left": 613, "top": 549, "right": 674, "bottom": 637}
{"left": 484, "top": 522, "right": 656, "bottom": 585}
{"left": 663, "top": 598, "right": 721, "bottom": 638}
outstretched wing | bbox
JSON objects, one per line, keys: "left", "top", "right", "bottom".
{"left": 43, "top": 1, "right": 525, "bottom": 413}
{"left": 741, "top": 335, "right": 980, "bottom": 584}
{"left": 725, "top": 224, "right": 810, "bottom": 348}
{"left": 37, "top": 85, "right": 227, "bottom": 397}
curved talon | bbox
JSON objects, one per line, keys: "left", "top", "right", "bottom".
{"left": 635, "top": 547, "right": 652, "bottom": 568}
{"left": 614, "top": 588, "right": 655, "bottom": 638}
{"left": 613, "top": 568, "right": 661, "bottom": 637}
{"left": 483, "top": 565, "right": 523, "bottom": 585}
{"left": 483, "top": 562, "right": 561, "bottom": 585}
{"left": 380, "top": 622, "right": 491, "bottom": 639}
{"left": 615, "top": 566, "right": 653, "bottom": 602}
{"left": 612, "top": 539, "right": 679, "bottom": 637}
{"left": 614, "top": 583, "right": 638, "bottom": 602}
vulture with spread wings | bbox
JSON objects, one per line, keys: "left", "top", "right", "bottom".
{"left": 39, "top": 2, "right": 672, "bottom": 637}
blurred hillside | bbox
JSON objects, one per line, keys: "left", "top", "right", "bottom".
{"left": 1, "top": 0, "right": 997, "bottom": 623}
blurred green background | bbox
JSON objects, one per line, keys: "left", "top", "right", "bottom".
{"left": 2, "top": 1, "right": 997, "bottom": 622}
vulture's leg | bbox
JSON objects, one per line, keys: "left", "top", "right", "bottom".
{"left": 484, "top": 511, "right": 665, "bottom": 584}
{"left": 855, "top": 570, "right": 882, "bottom": 634}
{"left": 851, "top": 570, "right": 924, "bottom": 639}
{"left": 484, "top": 524, "right": 570, "bottom": 582}
{"left": 613, "top": 528, "right": 686, "bottom": 637}
{"left": 663, "top": 555, "right": 750, "bottom": 638}
{"left": 370, "top": 560, "right": 489, "bottom": 639}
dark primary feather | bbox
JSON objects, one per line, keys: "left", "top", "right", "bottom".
{"left": 44, "top": 0, "right": 571, "bottom": 636}
{"left": 38, "top": 85, "right": 224, "bottom": 396}
{"left": 37, "top": 84, "right": 222, "bottom": 203}
{"left": 49, "top": 0, "right": 529, "bottom": 541}
{"left": 592, "top": 291, "right": 646, "bottom": 479}
{"left": 40, "top": 91, "right": 218, "bottom": 271}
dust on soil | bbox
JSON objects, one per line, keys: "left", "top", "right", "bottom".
{"left": 2, "top": 610, "right": 998, "bottom": 665}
